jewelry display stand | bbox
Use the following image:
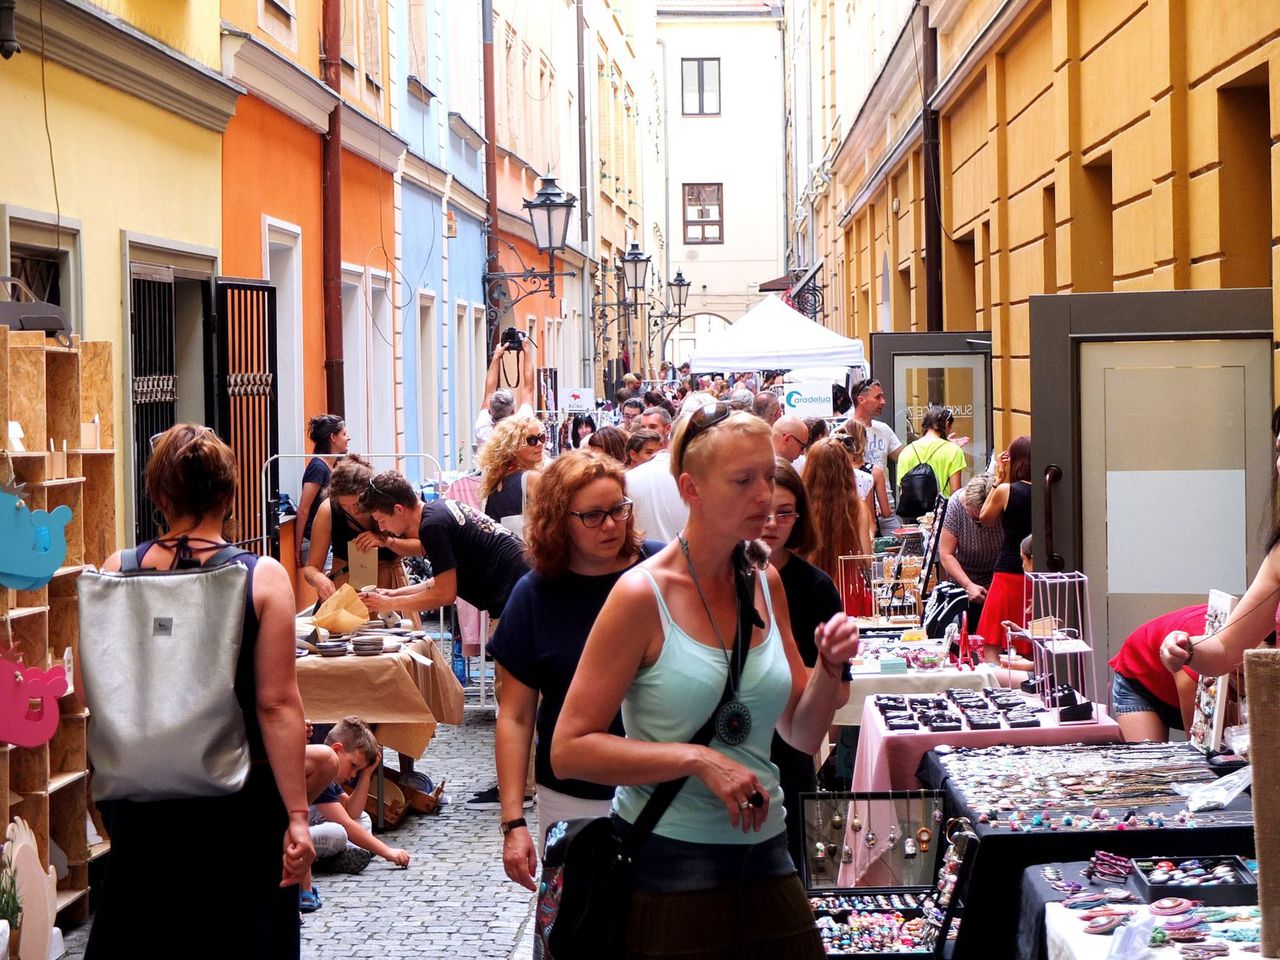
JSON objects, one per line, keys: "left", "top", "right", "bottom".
{"left": 801, "top": 791, "right": 976, "bottom": 958}
{"left": 1010, "top": 571, "right": 1099, "bottom": 724}
{"left": 0, "top": 330, "right": 116, "bottom": 925}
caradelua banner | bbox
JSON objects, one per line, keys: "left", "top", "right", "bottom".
{"left": 782, "top": 382, "right": 833, "bottom": 418}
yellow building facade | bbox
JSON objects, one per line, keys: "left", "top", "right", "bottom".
{"left": 1, "top": 1, "right": 235, "bottom": 540}
{"left": 807, "top": 0, "right": 1280, "bottom": 448}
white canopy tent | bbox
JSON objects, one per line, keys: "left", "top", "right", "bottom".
{"left": 687, "top": 294, "right": 865, "bottom": 372}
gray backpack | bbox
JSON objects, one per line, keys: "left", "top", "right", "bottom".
{"left": 78, "top": 545, "right": 252, "bottom": 801}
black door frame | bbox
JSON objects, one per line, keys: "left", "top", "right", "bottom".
{"left": 870, "top": 331, "right": 993, "bottom": 461}
{"left": 1029, "top": 288, "right": 1272, "bottom": 573}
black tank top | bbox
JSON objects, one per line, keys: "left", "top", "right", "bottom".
{"left": 330, "top": 501, "right": 396, "bottom": 566}
{"left": 135, "top": 541, "right": 267, "bottom": 762}
{"left": 994, "top": 481, "right": 1032, "bottom": 574}
{"left": 485, "top": 470, "right": 526, "bottom": 522}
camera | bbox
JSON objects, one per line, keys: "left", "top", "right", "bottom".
{"left": 500, "top": 326, "right": 524, "bottom": 353}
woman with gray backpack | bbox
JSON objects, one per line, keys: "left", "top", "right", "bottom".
{"left": 79, "top": 424, "right": 313, "bottom": 957}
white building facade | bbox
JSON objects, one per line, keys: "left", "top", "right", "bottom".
{"left": 650, "top": 2, "right": 787, "bottom": 365}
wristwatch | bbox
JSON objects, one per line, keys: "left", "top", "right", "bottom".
{"left": 499, "top": 817, "right": 527, "bottom": 836}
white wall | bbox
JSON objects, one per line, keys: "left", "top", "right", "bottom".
{"left": 657, "top": 12, "right": 786, "bottom": 325}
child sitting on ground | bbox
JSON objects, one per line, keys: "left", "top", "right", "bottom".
{"left": 299, "top": 716, "right": 411, "bottom": 913}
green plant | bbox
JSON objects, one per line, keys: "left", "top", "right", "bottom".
{"left": 0, "top": 858, "right": 20, "bottom": 932}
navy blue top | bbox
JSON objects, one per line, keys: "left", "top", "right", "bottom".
{"left": 302, "top": 457, "right": 331, "bottom": 540}
{"left": 313, "top": 781, "right": 343, "bottom": 806}
{"left": 488, "top": 540, "right": 664, "bottom": 799}
{"left": 136, "top": 541, "right": 265, "bottom": 762}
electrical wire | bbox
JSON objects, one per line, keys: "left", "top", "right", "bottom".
{"left": 38, "top": 0, "right": 62, "bottom": 257}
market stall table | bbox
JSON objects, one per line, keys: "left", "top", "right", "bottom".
{"left": 852, "top": 697, "right": 1122, "bottom": 793}
{"left": 1018, "top": 860, "right": 1261, "bottom": 960}
{"left": 918, "top": 746, "right": 1255, "bottom": 960}
{"left": 296, "top": 640, "right": 438, "bottom": 758}
{"left": 1044, "top": 901, "right": 1259, "bottom": 960}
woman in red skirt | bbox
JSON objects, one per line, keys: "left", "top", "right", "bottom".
{"left": 977, "top": 436, "right": 1033, "bottom": 672}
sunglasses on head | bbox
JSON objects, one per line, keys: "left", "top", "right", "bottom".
{"left": 853, "top": 378, "right": 881, "bottom": 398}
{"left": 677, "top": 401, "right": 731, "bottom": 470}
{"left": 525, "top": 432, "right": 546, "bottom": 447}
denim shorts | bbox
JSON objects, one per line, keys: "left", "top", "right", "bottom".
{"left": 617, "top": 816, "right": 796, "bottom": 893}
{"left": 1111, "top": 672, "right": 1184, "bottom": 731}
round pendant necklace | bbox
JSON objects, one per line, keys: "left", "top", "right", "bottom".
{"left": 679, "top": 534, "right": 752, "bottom": 747}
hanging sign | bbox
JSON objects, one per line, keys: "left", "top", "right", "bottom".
{"left": 564, "top": 388, "right": 595, "bottom": 413}
{"left": 0, "top": 485, "right": 72, "bottom": 590}
{"left": 783, "top": 382, "right": 833, "bottom": 418}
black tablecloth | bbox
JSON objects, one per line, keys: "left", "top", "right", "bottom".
{"left": 917, "top": 750, "right": 1256, "bottom": 960}
{"left": 1016, "top": 861, "right": 1093, "bottom": 960}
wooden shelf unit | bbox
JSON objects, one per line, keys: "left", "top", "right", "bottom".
{"left": 0, "top": 330, "right": 116, "bottom": 926}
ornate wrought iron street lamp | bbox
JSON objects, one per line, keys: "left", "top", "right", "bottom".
{"left": 483, "top": 176, "right": 578, "bottom": 352}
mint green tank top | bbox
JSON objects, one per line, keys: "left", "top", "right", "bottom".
{"left": 613, "top": 569, "right": 792, "bottom": 844}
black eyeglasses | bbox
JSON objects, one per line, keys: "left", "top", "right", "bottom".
{"left": 677, "top": 401, "right": 731, "bottom": 470}
{"left": 525, "top": 433, "right": 547, "bottom": 447}
{"left": 570, "top": 498, "right": 634, "bottom": 528}
{"left": 836, "top": 435, "right": 857, "bottom": 450}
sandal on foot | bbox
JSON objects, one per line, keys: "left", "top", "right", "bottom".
{"left": 299, "top": 887, "right": 322, "bottom": 913}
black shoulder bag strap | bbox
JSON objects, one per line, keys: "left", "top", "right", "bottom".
{"left": 621, "top": 547, "right": 766, "bottom": 859}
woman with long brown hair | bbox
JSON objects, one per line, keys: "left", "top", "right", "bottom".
{"left": 801, "top": 437, "right": 874, "bottom": 580}
{"left": 487, "top": 451, "right": 661, "bottom": 892}
{"left": 977, "top": 435, "right": 1033, "bottom": 669}
{"left": 761, "top": 458, "right": 843, "bottom": 870}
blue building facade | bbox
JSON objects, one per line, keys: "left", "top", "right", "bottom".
{"left": 397, "top": 0, "right": 488, "bottom": 477}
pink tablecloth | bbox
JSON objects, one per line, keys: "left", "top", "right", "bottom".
{"left": 852, "top": 697, "right": 1122, "bottom": 793}
{"left": 838, "top": 697, "right": 1122, "bottom": 886}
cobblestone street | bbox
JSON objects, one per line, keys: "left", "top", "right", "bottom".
{"left": 62, "top": 707, "right": 538, "bottom": 960}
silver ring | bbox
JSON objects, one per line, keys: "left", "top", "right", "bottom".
{"left": 738, "top": 800, "right": 750, "bottom": 811}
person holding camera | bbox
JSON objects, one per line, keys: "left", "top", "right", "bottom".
{"left": 475, "top": 331, "right": 535, "bottom": 448}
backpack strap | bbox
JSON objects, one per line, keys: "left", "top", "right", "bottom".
{"left": 119, "top": 547, "right": 141, "bottom": 573}
{"left": 205, "top": 545, "right": 250, "bottom": 568}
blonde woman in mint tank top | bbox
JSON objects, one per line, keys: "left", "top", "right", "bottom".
{"left": 553, "top": 403, "right": 860, "bottom": 960}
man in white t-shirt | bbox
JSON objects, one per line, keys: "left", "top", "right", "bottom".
{"left": 851, "top": 378, "right": 904, "bottom": 534}
{"left": 472, "top": 342, "right": 535, "bottom": 448}
{"left": 627, "top": 450, "right": 688, "bottom": 542}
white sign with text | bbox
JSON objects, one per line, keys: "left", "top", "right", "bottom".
{"left": 782, "top": 382, "right": 833, "bottom": 418}
{"left": 564, "top": 387, "right": 595, "bottom": 413}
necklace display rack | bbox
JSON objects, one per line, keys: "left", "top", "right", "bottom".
{"left": 802, "top": 791, "right": 968, "bottom": 959}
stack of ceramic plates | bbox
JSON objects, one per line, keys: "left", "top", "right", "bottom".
{"left": 352, "top": 635, "right": 385, "bottom": 657}
{"left": 316, "top": 639, "right": 349, "bottom": 658}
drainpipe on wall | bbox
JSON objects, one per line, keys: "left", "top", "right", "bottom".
{"left": 576, "top": 0, "right": 594, "bottom": 386}
{"left": 482, "top": 0, "right": 501, "bottom": 358}
{"left": 321, "top": 0, "right": 344, "bottom": 414}
{"left": 920, "top": 5, "right": 943, "bottom": 333}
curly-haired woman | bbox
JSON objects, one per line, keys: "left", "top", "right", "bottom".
{"left": 487, "top": 450, "right": 662, "bottom": 892}
{"left": 477, "top": 413, "right": 545, "bottom": 530}
{"left": 801, "top": 437, "right": 874, "bottom": 581}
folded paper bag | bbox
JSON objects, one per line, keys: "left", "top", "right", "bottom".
{"left": 311, "top": 584, "right": 370, "bottom": 635}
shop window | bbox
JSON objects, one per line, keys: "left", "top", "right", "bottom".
{"left": 683, "top": 183, "right": 723, "bottom": 245}
{"left": 681, "top": 58, "right": 720, "bottom": 115}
